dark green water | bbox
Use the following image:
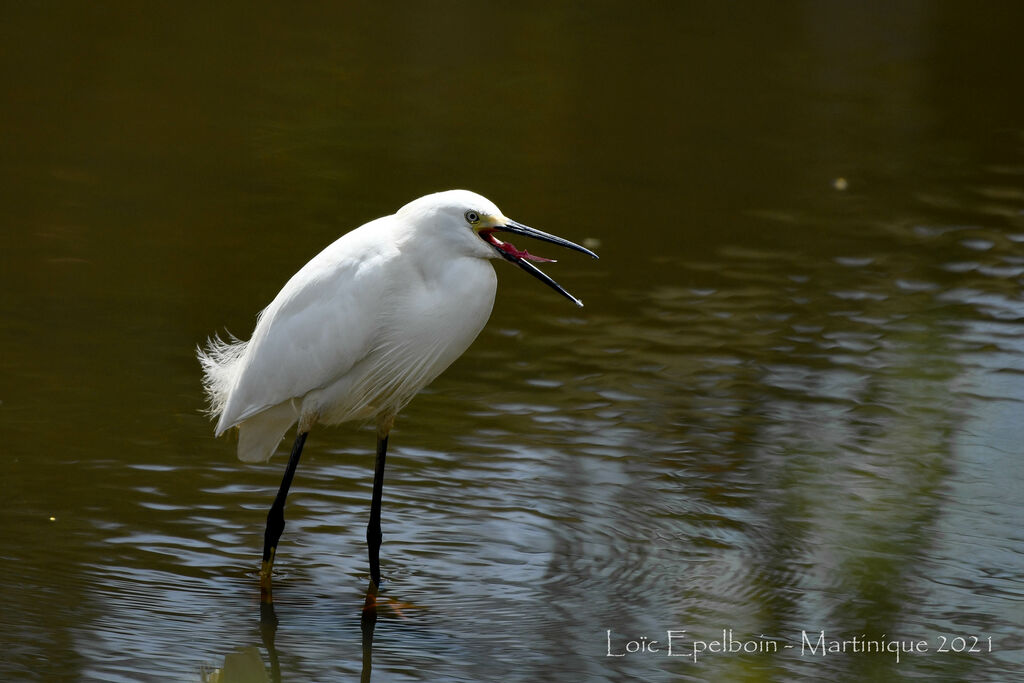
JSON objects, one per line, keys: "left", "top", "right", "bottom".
{"left": 2, "top": 3, "right": 1023, "bottom": 681}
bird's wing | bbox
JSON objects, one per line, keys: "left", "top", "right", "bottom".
{"left": 216, "top": 219, "right": 399, "bottom": 433}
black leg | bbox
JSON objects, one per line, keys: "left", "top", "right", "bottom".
{"left": 367, "top": 431, "right": 389, "bottom": 586}
{"left": 261, "top": 430, "right": 309, "bottom": 583}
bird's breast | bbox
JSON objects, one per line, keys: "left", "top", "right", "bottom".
{"left": 396, "top": 256, "right": 497, "bottom": 361}
{"left": 313, "top": 256, "right": 497, "bottom": 424}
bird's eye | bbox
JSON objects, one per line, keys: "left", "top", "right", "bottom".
{"left": 465, "top": 210, "right": 480, "bottom": 224}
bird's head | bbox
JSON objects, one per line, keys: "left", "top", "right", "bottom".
{"left": 399, "top": 189, "right": 599, "bottom": 307}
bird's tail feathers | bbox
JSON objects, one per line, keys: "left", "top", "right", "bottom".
{"left": 197, "top": 332, "right": 247, "bottom": 430}
{"left": 237, "top": 402, "right": 297, "bottom": 462}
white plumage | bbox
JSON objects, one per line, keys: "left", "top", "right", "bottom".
{"left": 198, "top": 189, "right": 596, "bottom": 588}
{"left": 200, "top": 190, "right": 503, "bottom": 462}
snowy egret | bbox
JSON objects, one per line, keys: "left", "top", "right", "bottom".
{"left": 198, "top": 189, "right": 597, "bottom": 587}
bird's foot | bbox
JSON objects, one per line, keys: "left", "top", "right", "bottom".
{"left": 259, "top": 560, "right": 275, "bottom": 602}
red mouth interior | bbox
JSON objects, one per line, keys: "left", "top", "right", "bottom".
{"left": 480, "top": 230, "right": 555, "bottom": 263}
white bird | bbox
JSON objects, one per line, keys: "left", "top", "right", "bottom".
{"left": 198, "top": 189, "right": 597, "bottom": 587}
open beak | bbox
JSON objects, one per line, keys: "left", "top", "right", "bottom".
{"left": 479, "top": 220, "right": 599, "bottom": 307}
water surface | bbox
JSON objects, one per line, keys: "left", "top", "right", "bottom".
{"left": 2, "top": 3, "right": 1023, "bottom": 681}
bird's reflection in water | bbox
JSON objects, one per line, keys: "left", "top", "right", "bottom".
{"left": 232, "top": 580, "right": 384, "bottom": 682}
{"left": 201, "top": 646, "right": 272, "bottom": 683}
{"left": 259, "top": 600, "right": 283, "bottom": 683}
{"left": 360, "top": 582, "right": 380, "bottom": 683}
{"left": 200, "top": 599, "right": 282, "bottom": 682}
